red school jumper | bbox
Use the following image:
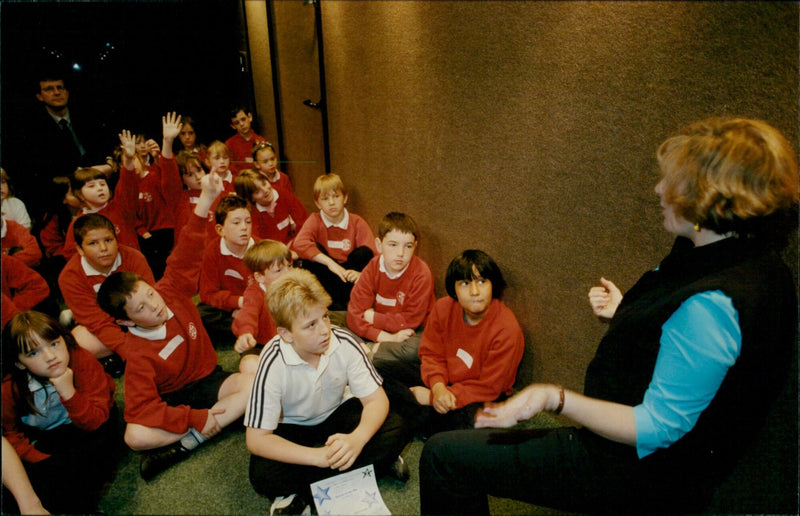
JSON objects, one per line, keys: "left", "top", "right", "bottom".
{"left": 231, "top": 280, "right": 277, "bottom": 344}
{"left": 346, "top": 254, "right": 436, "bottom": 342}
{"left": 291, "top": 210, "right": 376, "bottom": 264}
{"left": 249, "top": 188, "right": 308, "bottom": 245}
{"left": 58, "top": 246, "right": 154, "bottom": 357}
{"left": 62, "top": 165, "right": 140, "bottom": 260}
{"left": 121, "top": 213, "right": 219, "bottom": 433}
{"left": 225, "top": 132, "right": 266, "bottom": 174}
{"left": 419, "top": 297, "right": 525, "bottom": 409}
{"left": 199, "top": 236, "right": 253, "bottom": 311}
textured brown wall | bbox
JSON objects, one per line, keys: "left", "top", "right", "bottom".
{"left": 250, "top": 1, "right": 798, "bottom": 393}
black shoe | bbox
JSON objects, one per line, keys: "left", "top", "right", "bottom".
{"left": 388, "top": 455, "right": 410, "bottom": 483}
{"left": 139, "top": 444, "right": 190, "bottom": 481}
{"left": 99, "top": 353, "right": 125, "bottom": 378}
{"left": 269, "top": 494, "right": 311, "bottom": 515}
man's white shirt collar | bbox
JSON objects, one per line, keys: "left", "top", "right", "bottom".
{"left": 321, "top": 208, "right": 349, "bottom": 230}
{"left": 128, "top": 309, "right": 175, "bottom": 340}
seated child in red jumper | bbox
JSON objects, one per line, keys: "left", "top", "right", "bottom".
{"left": 2, "top": 311, "right": 118, "bottom": 514}
{"left": 1, "top": 216, "right": 42, "bottom": 268}
{"left": 176, "top": 115, "right": 207, "bottom": 162}
{"left": 1, "top": 255, "right": 50, "bottom": 321}
{"left": 203, "top": 141, "right": 237, "bottom": 237}
{"left": 232, "top": 239, "right": 293, "bottom": 374}
{"left": 131, "top": 112, "right": 184, "bottom": 279}
{"left": 96, "top": 173, "right": 254, "bottom": 481}
{"left": 62, "top": 129, "right": 141, "bottom": 260}
{"left": 198, "top": 194, "right": 254, "bottom": 349}
{"left": 346, "top": 212, "right": 436, "bottom": 366}
{"left": 292, "top": 173, "right": 376, "bottom": 310}
{"left": 175, "top": 150, "right": 210, "bottom": 231}
{"left": 58, "top": 213, "right": 155, "bottom": 376}
{"left": 378, "top": 249, "right": 525, "bottom": 438}
{"left": 234, "top": 169, "right": 307, "bottom": 248}
{"left": 252, "top": 141, "right": 293, "bottom": 193}
{"left": 225, "top": 105, "right": 266, "bottom": 174}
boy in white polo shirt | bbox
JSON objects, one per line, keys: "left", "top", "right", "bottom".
{"left": 244, "top": 268, "right": 410, "bottom": 515}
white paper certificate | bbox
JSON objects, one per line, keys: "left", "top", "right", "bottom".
{"left": 310, "top": 464, "right": 392, "bottom": 515}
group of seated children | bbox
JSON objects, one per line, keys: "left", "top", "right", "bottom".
{"left": 1, "top": 107, "right": 527, "bottom": 516}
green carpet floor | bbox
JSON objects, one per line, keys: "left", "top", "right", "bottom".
{"left": 98, "top": 348, "right": 571, "bottom": 515}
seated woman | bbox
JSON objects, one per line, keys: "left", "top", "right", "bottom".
{"left": 419, "top": 117, "right": 798, "bottom": 514}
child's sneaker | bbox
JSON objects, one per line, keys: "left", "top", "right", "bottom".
{"left": 269, "top": 494, "right": 311, "bottom": 515}
{"left": 139, "top": 443, "right": 191, "bottom": 481}
{"left": 389, "top": 455, "right": 410, "bottom": 483}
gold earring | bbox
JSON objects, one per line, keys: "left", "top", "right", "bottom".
{"left": 693, "top": 223, "right": 701, "bottom": 232}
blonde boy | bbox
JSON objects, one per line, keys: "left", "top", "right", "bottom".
{"left": 291, "top": 173, "right": 376, "bottom": 310}
{"left": 232, "top": 239, "right": 293, "bottom": 374}
{"left": 244, "top": 269, "right": 410, "bottom": 514}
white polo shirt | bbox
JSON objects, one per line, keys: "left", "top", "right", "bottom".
{"left": 245, "top": 326, "right": 381, "bottom": 430}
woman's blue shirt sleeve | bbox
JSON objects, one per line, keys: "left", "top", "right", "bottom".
{"left": 633, "top": 290, "right": 741, "bottom": 458}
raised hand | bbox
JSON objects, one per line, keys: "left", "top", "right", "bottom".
{"left": 162, "top": 111, "right": 182, "bottom": 142}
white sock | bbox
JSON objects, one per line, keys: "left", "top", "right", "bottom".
{"left": 179, "top": 428, "right": 207, "bottom": 450}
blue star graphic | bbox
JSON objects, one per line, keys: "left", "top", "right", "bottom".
{"left": 313, "top": 485, "right": 332, "bottom": 506}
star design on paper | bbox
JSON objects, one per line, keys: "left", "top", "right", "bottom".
{"left": 313, "top": 485, "right": 332, "bottom": 506}
{"left": 361, "top": 490, "right": 379, "bottom": 508}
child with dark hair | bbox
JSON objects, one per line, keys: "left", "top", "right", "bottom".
{"left": 379, "top": 249, "right": 524, "bottom": 438}
{"left": 176, "top": 115, "right": 207, "bottom": 162}
{"left": 131, "top": 113, "right": 184, "bottom": 280}
{"left": 198, "top": 194, "right": 254, "bottom": 348}
{"left": 347, "top": 212, "right": 436, "bottom": 366}
{"left": 225, "top": 105, "right": 266, "bottom": 174}
{"left": 1, "top": 311, "right": 118, "bottom": 514}
{"left": 61, "top": 128, "right": 141, "bottom": 260}
{"left": 58, "top": 212, "right": 154, "bottom": 376}
{"left": 234, "top": 169, "right": 307, "bottom": 247}
{"left": 96, "top": 173, "right": 253, "bottom": 481}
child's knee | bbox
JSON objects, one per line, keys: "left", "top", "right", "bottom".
{"left": 124, "top": 424, "right": 150, "bottom": 450}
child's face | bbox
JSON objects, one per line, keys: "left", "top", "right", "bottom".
{"left": 230, "top": 111, "right": 253, "bottom": 137}
{"left": 254, "top": 260, "right": 292, "bottom": 288}
{"left": 182, "top": 161, "right": 206, "bottom": 190}
{"left": 454, "top": 267, "right": 493, "bottom": 325}
{"left": 314, "top": 189, "right": 347, "bottom": 222}
{"left": 279, "top": 302, "right": 332, "bottom": 363}
{"left": 0, "top": 179, "right": 8, "bottom": 201}
{"left": 254, "top": 147, "right": 278, "bottom": 177}
{"left": 216, "top": 207, "right": 252, "bottom": 249}
{"left": 251, "top": 177, "right": 276, "bottom": 207}
{"left": 77, "top": 228, "right": 119, "bottom": 273}
{"left": 135, "top": 136, "right": 148, "bottom": 158}
{"left": 207, "top": 151, "right": 230, "bottom": 175}
{"left": 377, "top": 230, "right": 417, "bottom": 276}
{"left": 121, "top": 280, "right": 169, "bottom": 329}
{"left": 16, "top": 335, "right": 70, "bottom": 379}
{"left": 179, "top": 123, "right": 197, "bottom": 149}
{"left": 80, "top": 179, "right": 110, "bottom": 208}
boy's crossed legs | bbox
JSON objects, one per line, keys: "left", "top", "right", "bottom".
{"left": 125, "top": 368, "right": 254, "bottom": 480}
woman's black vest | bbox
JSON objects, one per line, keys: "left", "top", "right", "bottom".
{"left": 584, "top": 236, "right": 796, "bottom": 499}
